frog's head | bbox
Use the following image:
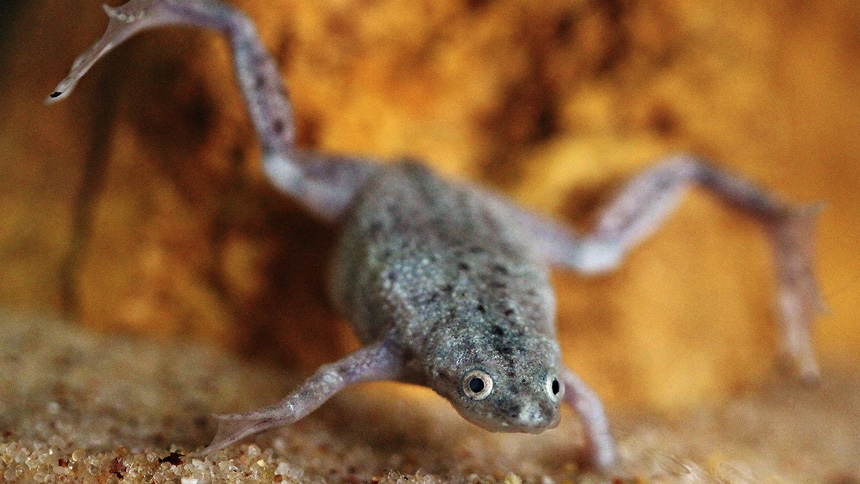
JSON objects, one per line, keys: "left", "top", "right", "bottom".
{"left": 425, "top": 319, "right": 565, "bottom": 434}
{"left": 412, "top": 241, "right": 565, "bottom": 432}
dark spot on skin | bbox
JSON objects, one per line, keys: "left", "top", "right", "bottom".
{"left": 428, "top": 291, "right": 440, "bottom": 303}
{"left": 504, "top": 309, "right": 515, "bottom": 317}
{"left": 477, "top": 304, "right": 486, "bottom": 313}
{"left": 273, "top": 119, "right": 285, "bottom": 135}
{"left": 441, "top": 284, "right": 454, "bottom": 294}
{"left": 489, "top": 281, "right": 507, "bottom": 289}
{"left": 50, "top": 91, "right": 62, "bottom": 98}
{"left": 493, "top": 338, "right": 516, "bottom": 357}
{"left": 490, "top": 325, "right": 504, "bottom": 336}
{"left": 255, "top": 75, "right": 266, "bottom": 89}
{"left": 386, "top": 271, "right": 398, "bottom": 283}
{"left": 491, "top": 263, "right": 509, "bottom": 275}
{"left": 458, "top": 262, "right": 470, "bottom": 271}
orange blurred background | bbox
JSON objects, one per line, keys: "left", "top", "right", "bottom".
{"left": 0, "top": 0, "right": 857, "bottom": 411}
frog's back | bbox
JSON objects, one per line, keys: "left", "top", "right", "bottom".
{"left": 329, "top": 161, "right": 556, "bottom": 347}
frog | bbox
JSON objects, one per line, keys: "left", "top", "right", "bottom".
{"left": 47, "top": 0, "right": 824, "bottom": 470}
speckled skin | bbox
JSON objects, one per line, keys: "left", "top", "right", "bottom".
{"left": 330, "top": 162, "right": 563, "bottom": 431}
{"left": 49, "top": 0, "right": 823, "bottom": 472}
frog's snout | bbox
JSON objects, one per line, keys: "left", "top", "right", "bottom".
{"left": 501, "top": 401, "right": 560, "bottom": 433}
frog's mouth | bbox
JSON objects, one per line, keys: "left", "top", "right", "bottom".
{"left": 455, "top": 402, "right": 560, "bottom": 434}
{"left": 492, "top": 418, "right": 559, "bottom": 434}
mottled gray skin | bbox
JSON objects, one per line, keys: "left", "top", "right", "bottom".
{"left": 48, "top": 0, "right": 824, "bottom": 472}
{"left": 331, "top": 162, "right": 562, "bottom": 431}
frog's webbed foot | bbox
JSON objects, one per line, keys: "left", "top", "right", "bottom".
{"left": 769, "top": 202, "right": 825, "bottom": 383}
{"left": 46, "top": 0, "right": 194, "bottom": 104}
{"left": 197, "top": 409, "right": 287, "bottom": 456}
{"left": 195, "top": 340, "right": 404, "bottom": 456}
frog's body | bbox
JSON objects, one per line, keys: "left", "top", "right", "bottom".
{"left": 332, "top": 162, "right": 563, "bottom": 432}
{"left": 333, "top": 162, "right": 555, "bottom": 345}
{"left": 49, "top": 0, "right": 823, "bottom": 471}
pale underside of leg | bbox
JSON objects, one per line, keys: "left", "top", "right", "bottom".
{"left": 197, "top": 340, "right": 404, "bottom": 455}
{"left": 511, "top": 154, "right": 824, "bottom": 381}
{"left": 559, "top": 366, "right": 617, "bottom": 471}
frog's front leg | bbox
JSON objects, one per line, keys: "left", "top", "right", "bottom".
{"left": 511, "top": 155, "right": 824, "bottom": 381}
{"left": 48, "top": 0, "right": 379, "bottom": 221}
{"left": 199, "top": 339, "right": 405, "bottom": 455}
{"left": 559, "top": 366, "right": 617, "bottom": 470}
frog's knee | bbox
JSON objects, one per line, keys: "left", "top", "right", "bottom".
{"left": 262, "top": 153, "right": 303, "bottom": 192}
{"left": 568, "top": 241, "right": 623, "bottom": 275}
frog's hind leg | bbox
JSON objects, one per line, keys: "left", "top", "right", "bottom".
{"left": 514, "top": 155, "right": 824, "bottom": 382}
{"left": 49, "top": 0, "right": 378, "bottom": 221}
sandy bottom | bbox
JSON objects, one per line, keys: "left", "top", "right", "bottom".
{"left": 0, "top": 311, "right": 857, "bottom": 484}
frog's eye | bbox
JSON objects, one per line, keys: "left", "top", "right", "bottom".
{"left": 462, "top": 369, "right": 494, "bottom": 400}
{"left": 546, "top": 373, "right": 564, "bottom": 402}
